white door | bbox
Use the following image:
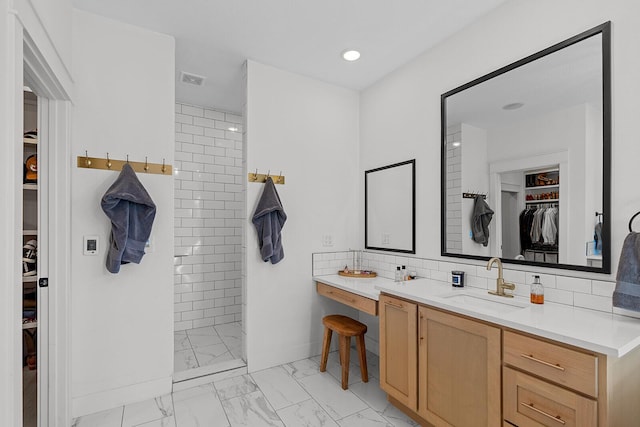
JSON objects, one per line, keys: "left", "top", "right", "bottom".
{"left": 501, "top": 191, "right": 520, "bottom": 259}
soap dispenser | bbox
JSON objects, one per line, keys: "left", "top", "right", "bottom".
{"left": 395, "top": 266, "right": 402, "bottom": 282}
{"left": 530, "top": 275, "right": 544, "bottom": 304}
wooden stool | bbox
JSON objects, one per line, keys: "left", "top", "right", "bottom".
{"left": 320, "top": 314, "right": 368, "bottom": 390}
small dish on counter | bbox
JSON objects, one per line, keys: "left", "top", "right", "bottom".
{"left": 338, "top": 269, "right": 377, "bottom": 278}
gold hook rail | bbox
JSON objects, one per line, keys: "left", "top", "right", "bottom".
{"left": 77, "top": 153, "right": 172, "bottom": 175}
{"left": 248, "top": 169, "right": 285, "bottom": 184}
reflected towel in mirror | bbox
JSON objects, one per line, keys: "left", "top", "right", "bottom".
{"left": 471, "top": 195, "right": 493, "bottom": 247}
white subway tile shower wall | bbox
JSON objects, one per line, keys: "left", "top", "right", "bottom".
{"left": 312, "top": 251, "right": 616, "bottom": 313}
{"left": 446, "top": 124, "right": 462, "bottom": 254}
{"left": 174, "top": 103, "right": 244, "bottom": 332}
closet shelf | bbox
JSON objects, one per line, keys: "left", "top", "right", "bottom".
{"left": 526, "top": 184, "right": 559, "bottom": 190}
{"left": 23, "top": 229, "right": 37, "bottom": 235}
{"left": 525, "top": 198, "right": 559, "bottom": 204}
{"left": 23, "top": 184, "right": 37, "bottom": 191}
{"left": 23, "top": 277, "right": 37, "bottom": 283}
{"left": 23, "top": 138, "right": 38, "bottom": 145}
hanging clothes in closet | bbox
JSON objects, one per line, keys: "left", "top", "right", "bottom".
{"left": 519, "top": 205, "right": 558, "bottom": 253}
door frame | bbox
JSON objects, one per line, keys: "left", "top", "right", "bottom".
{"left": 3, "top": 10, "right": 72, "bottom": 427}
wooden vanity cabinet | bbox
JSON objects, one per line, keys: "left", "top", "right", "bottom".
{"left": 379, "top": 294, "right": 500, "bottom": 426}
{"left": 379, "top": 294, "right": 418, "bottom": 411}
{"left": 418, "top": 307, "right": 501, "bottom": 427}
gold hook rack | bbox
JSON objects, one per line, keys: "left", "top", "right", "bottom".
{"left": 77, "top": 153, "right": 173, "bottom": 175}
{"left": 248, "top": 169, "right": 285, "bottom": 184}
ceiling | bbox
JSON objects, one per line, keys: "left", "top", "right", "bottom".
{"left": 72, "top": 0, "right": 509, "bottom": 113}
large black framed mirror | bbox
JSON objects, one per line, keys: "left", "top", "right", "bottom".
{"left": 441, "top": 22, "right": 611, "bottom": 273}
{"left": 366, "top": 159, "right": 416, "bottom": 254}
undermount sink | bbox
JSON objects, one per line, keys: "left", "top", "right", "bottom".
{"left": 438, "top": 291, "right": 529, "bottom": 314}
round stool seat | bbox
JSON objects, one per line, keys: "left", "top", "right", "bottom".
{"left": 320, "top": 314, "right": 369, "bottom": 389}
{"left": 322, "top": 315, "right": 367, "bottom": 337}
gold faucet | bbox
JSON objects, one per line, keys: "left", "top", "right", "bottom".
{"left": 486, "top": 257, "right": 515, "bottom": 297}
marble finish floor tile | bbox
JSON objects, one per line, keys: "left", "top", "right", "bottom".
{"left": 221, "top": 390, "right": 284, "bottom": 427}
{"left": 173, "top": 383, "right": 229, "bottom": 427}
{"left": 214, "top": 374, "right": 259, "bottom": 401}
{"left": 194, "top": 343, "right": 233, "bottom": 367}
{"left": 186, "top": 326, "right": 223, "bottom": 348}
{"left": 122, "top": 394, "right": 174, "bottom": 427}
{"left": 297, "top": 373, "right": 368, "bottom": 420}
{"left": 71, "top": 406, "right": 124, "bottom": 427}
{"left": 282, "top": 357, "right": 321, "bottom": 379}
{"left": 277, "top": 398, "right": 338, "bottom": 427}
{"left": 76, "top": 355, "right": 418, "bottom": 427}
{"left": 174, "top": 332, "right": 191, "bottom": 351}
{"left": 250, "top": 366, "right": 310, "bottom": 410}
{"left": 174, "top": 348, "right": 198, "bottom": 372}
{"left": 337, "top": 408, "right": 393, "bottom": 427}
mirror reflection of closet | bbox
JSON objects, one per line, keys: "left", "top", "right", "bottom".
{"left": 441, "top": 22, "right": 611, "bottom": 273}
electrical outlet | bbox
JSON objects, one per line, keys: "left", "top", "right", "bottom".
{"left": 382, "top": 233, "right": 390, "bottom": 245}
{"left": 322, "top": 234, "right": 334, "bottom": 247}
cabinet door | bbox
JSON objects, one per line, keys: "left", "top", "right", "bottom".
{"left": 418, "top": 307, "right": 501, "bottom": 427}
{"left": 379, "top": 294, "right": 417, "bottom": 411}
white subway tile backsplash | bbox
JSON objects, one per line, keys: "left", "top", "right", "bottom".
{"left": 174, "top": 104, "right": 243, "bottom": 331}
{"left": 592, "top": 280, "right": 615, "bottom": 297}
{"left": 556, "top": 276, "right": 592, "bottom": 294}
{"left": 574, "top": 293, "right": 612, "bottom": 313}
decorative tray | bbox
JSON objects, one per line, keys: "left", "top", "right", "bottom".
{"left": 338, "top": 270, "right": 377, "bottom": 278}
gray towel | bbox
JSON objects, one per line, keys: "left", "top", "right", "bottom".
{"left": 471, "top": 195, "right": 493, "bottom": 247}
{"left": 101, "top": 164, "right": 156, "bottom": 273}
{"left": 613, "top": 232, "right": 640, "bottom": 312}
{"left": 252, "top": 177, "right": 287, "bottom": 264}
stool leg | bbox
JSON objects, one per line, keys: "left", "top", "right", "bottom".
{"left": 320, "top": 327, "right": 332, "bottom": 372}
{"left": 340, "top": 335, "right": 351, "bottom": 390}
{"left": 356, "top": 333, "right": 368, "bottom": 383}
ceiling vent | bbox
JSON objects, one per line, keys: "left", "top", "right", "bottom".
{"left": 180, "top": 71, "right": 206, "bottom": 86}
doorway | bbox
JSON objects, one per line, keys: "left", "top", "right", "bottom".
{"left": 172, "top": 103, "right": 246, "bottom": 383}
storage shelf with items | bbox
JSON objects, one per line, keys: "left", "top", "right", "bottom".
{"left": 521, "top": 167, "right": 560, "bottom": 264}
{"left": 22, "top": 90, "right": 38, "bottom": 373}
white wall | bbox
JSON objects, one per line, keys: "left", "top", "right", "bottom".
{"left": 70, "top": 10, "right": 175, "bottom": 417}
{"left": 361, "top": 0, "right": 640, "bottom": 279}
{"left": 245, "top": 60, "right": 360, "bottom": 372}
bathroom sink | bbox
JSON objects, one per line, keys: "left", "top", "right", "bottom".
{"left": 438, "top": 291, "right": 529, "bottom": 314}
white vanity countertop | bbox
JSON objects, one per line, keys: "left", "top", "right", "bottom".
{"left": 313, "top": 274, "right": 640, "bottom": 358}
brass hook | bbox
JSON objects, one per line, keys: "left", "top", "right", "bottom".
{"left": 85, "top": 150, "right": 92, "bottom": 167}
{"left": 106, "top": 152, "right": 112, "bottom": 169}
{"left": 126, "top": 154, "right": 129, "bottom": 163}
{"left": 278, "top": 171, "right": 282, "bottom": 183}
{"left": 161, "top": 158, "right": 166, "bottom": 173}
{"left": 266, "top": 170, "right": 270, "bottom": 182}
{"left": 253, "top": 168, "right": 258, "bottom": 181}
{"left": 144, "top": 156, "right": 149, "bottom": 172}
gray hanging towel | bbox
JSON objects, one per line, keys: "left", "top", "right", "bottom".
{"left": 613, "top": 232, "right": 640, "bottom": 312}
{"left": 471, "top": 195, "right": 494, "bottom": 247}
{"left": 252, "top": 176, "right": 287, "bottom": 264}
{"left": 101, "top": 163, "right": 156, "bottom": 273}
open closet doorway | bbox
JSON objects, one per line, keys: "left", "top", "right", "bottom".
{"left": 172, "top": 103, "right": 246, "bottom": 383}
{"left": 17, "top": 36, "right": 72, "bottom": 427}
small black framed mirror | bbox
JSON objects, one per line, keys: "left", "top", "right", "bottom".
{"left": 366, "top": 159, "right": 416, "bottom": 254}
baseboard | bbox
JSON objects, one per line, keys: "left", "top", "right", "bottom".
{"left": 71, "top": 376, "right": 172, "bottom": 418}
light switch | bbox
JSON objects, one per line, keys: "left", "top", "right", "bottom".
{"left": 322, "top": 234, "right": 334, "bottom": 247}
{"left": 83, "top": 235, "right": 99, "bottom": 255}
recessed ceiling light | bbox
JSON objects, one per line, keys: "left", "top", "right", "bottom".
{"left": 342, "top": 49, "right": 361, "bottom": 62}
{"left": 502, "top": 102, "right": 524, "bottom": 110}
{"left": 228, "top": 126, "right": 239, "bottom": 132}
{"left": 452, "top": 142, "right": 461, "bottom": 147}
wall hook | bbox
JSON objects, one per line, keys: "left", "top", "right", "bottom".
{"left": 144, "top": 156, "right": 149, "bottom": 172}
{"left": 126, "top": 154, "right": 129, "bottom": 163}
{"left": 85, "top": 151, "right": 92, "bottom": 167}
{"left": 278, "top": 171, "right": 282, "bottom": 183}
{"left": 161, "top": 158, "right": 166, "bottom": 173}
{"left": 106, "top": 152, "right": 112, "bottom": 169}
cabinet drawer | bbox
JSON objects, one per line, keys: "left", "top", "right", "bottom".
{"left": 504, "top": 367, "right": 596, "bottom": 427}
{"left": 316, "top": 282, "right": 378, "bottom": 316}
{"left": 504, "top": 331, "right": 597, "bottom": 398}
